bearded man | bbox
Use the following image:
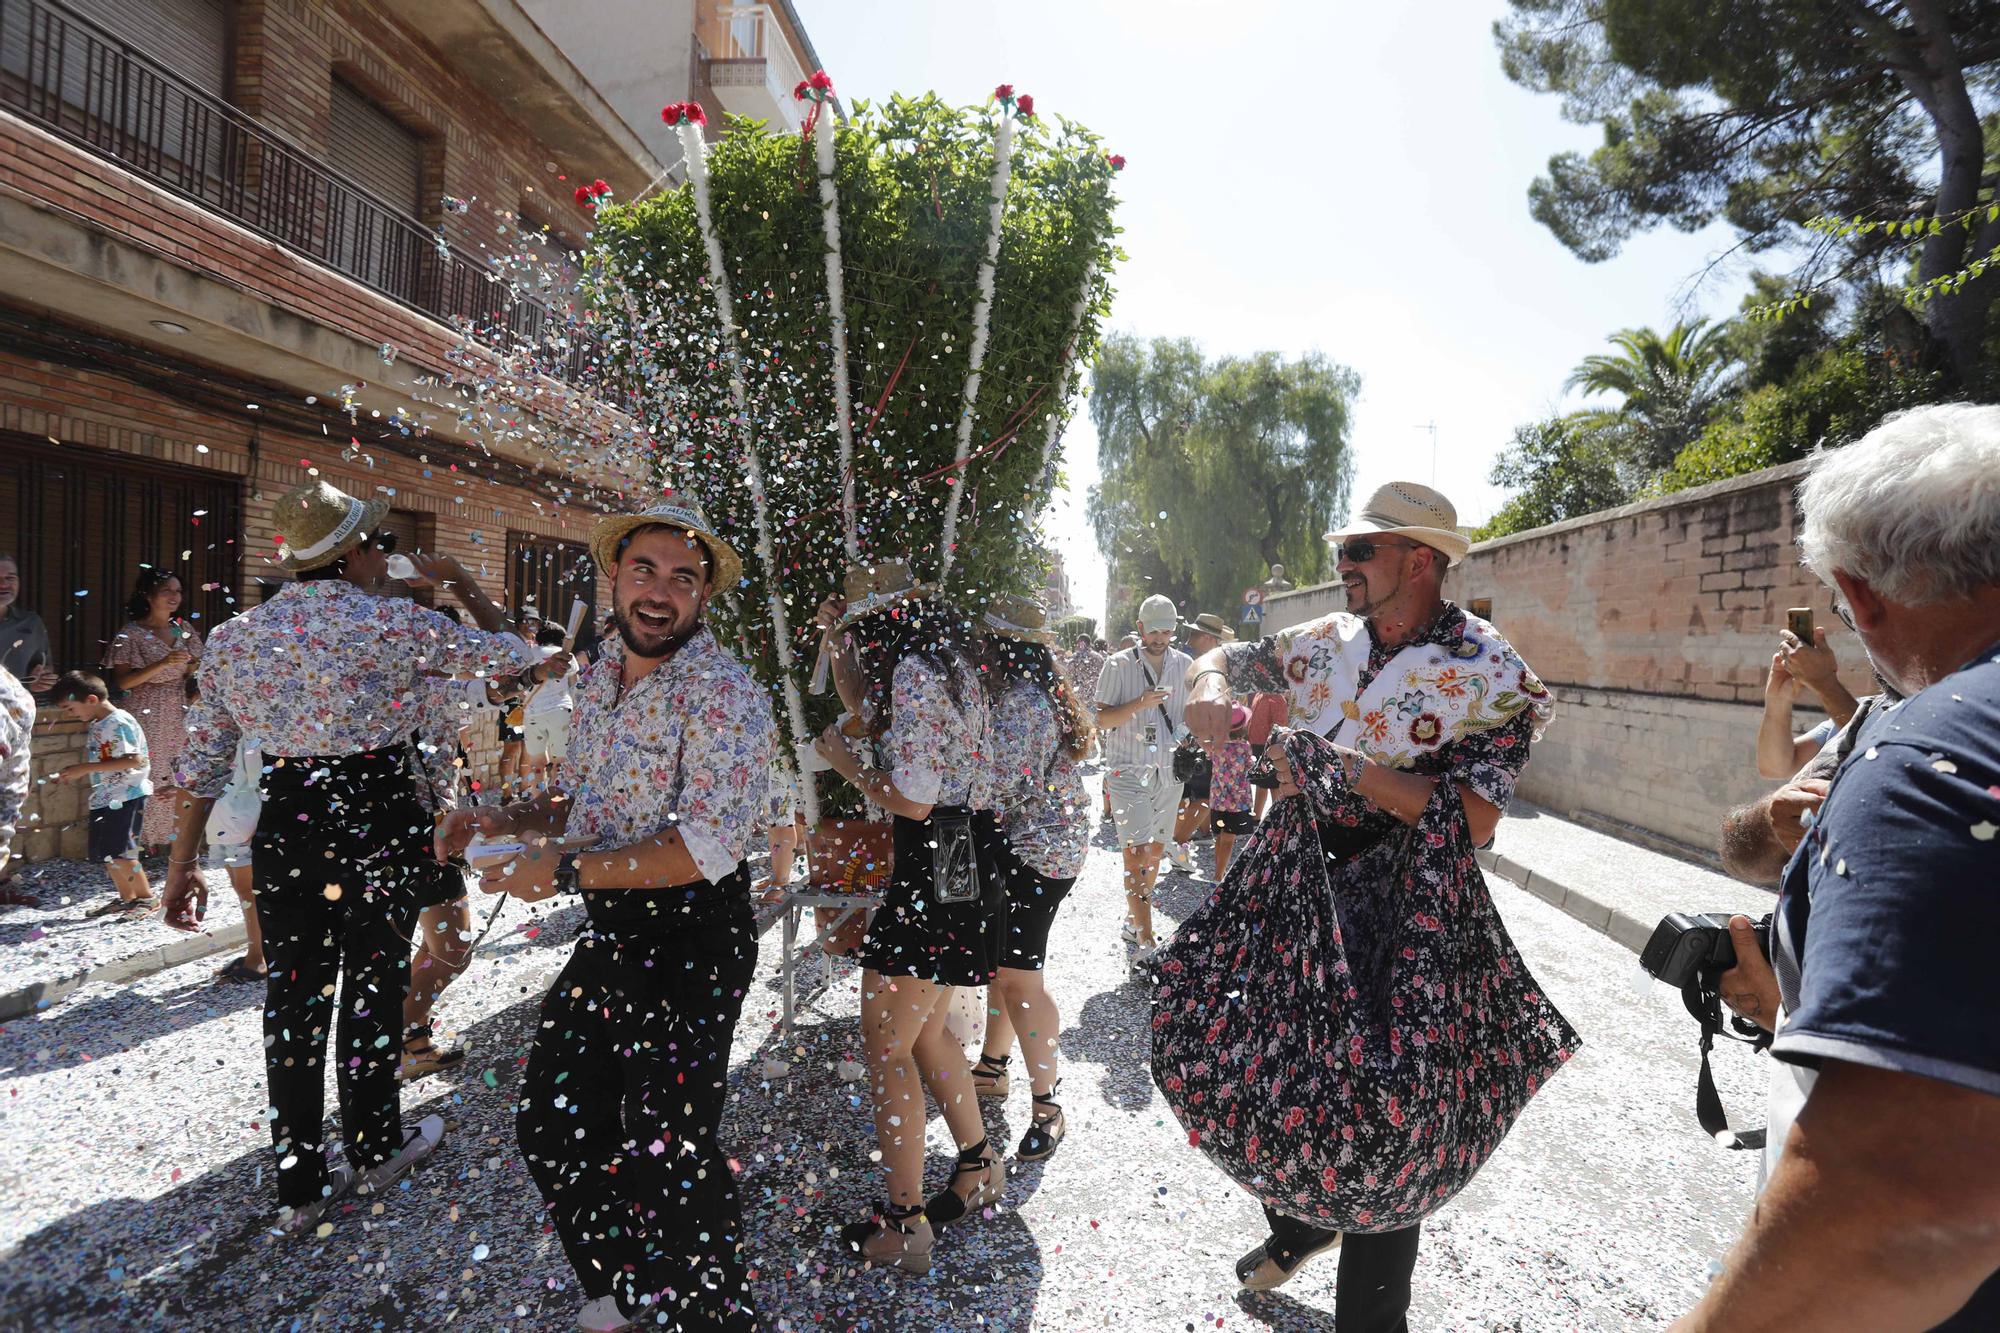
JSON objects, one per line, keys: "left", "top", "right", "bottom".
{"left": 441, "top": 500, "right": 774, "bottom": 1332}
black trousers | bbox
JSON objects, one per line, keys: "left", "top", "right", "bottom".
{"left": 252, "top": 751, "right": 428, "bottom": 1208}
{"left": 1264, "top": 1206, "right": 1422, "bottom": 1333}
{"left": 518, "top": 887, "right": 760, "bottom": 1328}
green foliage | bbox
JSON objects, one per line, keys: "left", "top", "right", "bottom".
{"left": 581, "top": 95, "right": 1122, "bottom": 716}
{"left": 1054, "top": 613, "right": 1096, "bottom": 645}
{"left": 1472, "top": 416, "right": 1630, "bottom": 540}
{"left": 1087, "top": 335, "right": 1358, "bottom": 630}
{"left": 1564, "top": 317, "right": 1739, "bottom": 471}
{"left": 1652, "top": 340, "right": 1946, "bottom": 494}
{"left": 1498, "top": 0, "right": 2000, "bottom": 387}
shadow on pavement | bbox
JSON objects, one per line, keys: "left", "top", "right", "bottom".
{"left": 0, "top": 965, "right": 265, "bottom": 1076}
{"left": 0, "top": 929, "right": 1047, "bottom": 1332}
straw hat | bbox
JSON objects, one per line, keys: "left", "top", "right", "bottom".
{"left": 981, "top": 593, "right": 1056, "bottom": 645}
{"left": 835, "top": 558, "right": 937, "bottom": 630}
{"left": 1189, "top": 612, "right": 1237, "bottom": 642}
{"left": 1322, "top": 481, "right": 1470, "bottom": 566}
{"left": 590, "top": 497, "right": 742, "bottom": 590}
{"left": 276, "top": 479, "right": 390, "bottom": 572}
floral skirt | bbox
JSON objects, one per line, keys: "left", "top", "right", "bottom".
{"left": 1148, "top": 729, "right": 1580, "bottom": 1232}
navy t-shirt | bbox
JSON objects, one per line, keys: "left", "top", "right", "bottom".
{"left": 1768, "top": 638, "right": 2000, "bottom": 1329}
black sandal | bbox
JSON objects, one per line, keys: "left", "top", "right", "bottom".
{"left": 214, "top": 955, "right": 267, "bottom": 985}
{"left": 1017, "top": 1084, "right": 1065, "bottom": 1162}
{"left": 925, "top": 1138, "right": 1003, "bottom": 1228}
{"left": 970, "top": 1052, "right": 1010, "bottom": 1099}
{"left": 398, "top": 1022, "right": 467, "bottom": 1081}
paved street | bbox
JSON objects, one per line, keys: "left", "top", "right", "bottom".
{"left": 0, "top": 783, "right": 1767, "bottom": 1332}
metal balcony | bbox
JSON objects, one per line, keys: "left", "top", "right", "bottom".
{"left": 0, "top": 0, "right": 608, "bottom": 393}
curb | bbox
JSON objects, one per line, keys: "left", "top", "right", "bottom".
{"left": 1476, "top": 848, "right": 1657, "bottom": 956}
{"left": 0, "top": 920, "right": 248, "bottom": 1022}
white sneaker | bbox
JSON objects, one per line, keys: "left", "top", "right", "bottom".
{"left": 276, "top": 1162, "right": 356, "bottom": 1236}
{"left": 577, "top": 1294, "right": 636, "bottom": 1331}
{"left": 356, "top": 1113, "right": 445, "bottom": 1195}
{"left": 1165, "top": 842, "right": 1196, "bottom": 873}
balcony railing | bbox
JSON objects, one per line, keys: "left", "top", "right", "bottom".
{"left": 700, "top": 3, "right": 808, "bottom": 129}
{"left": 0, "top": 0, "right": 607, "bottom": 394}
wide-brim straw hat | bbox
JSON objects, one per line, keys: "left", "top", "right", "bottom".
{"left": 981, "top": 592, "right": 1056, "bottom": 645}
{"left": 835, "top": 558, "right": 936, "bottom": 631}
{"left": 590, "top": 498, "right": 743, "bottom": 590}
{"left": 277, "top": 479, "right": 391, "bottom": 572}
{"left": 1323, "top": 481, "right": 1470, "bottom": 566}
{"left": 1190, "top": 612, "right": 1237, "bottom": 642}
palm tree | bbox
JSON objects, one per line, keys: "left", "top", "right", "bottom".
{"left": 1565, "top": 319, "right": 1740, "bottom": 473}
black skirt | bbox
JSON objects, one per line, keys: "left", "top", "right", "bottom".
{"left": 975, "top": 822, "right": 1075, "bottom": 972}
{"left": 856, "top": 806, "right": 1005, "bottom": 987}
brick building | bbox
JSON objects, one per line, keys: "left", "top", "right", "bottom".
{"left": 0, "top": 0, "right": 825, "bottom": 860}
{"left": 1260, "top": 460, "right": 1876, "bottom": 860}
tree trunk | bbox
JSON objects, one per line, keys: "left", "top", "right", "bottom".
{"left": 1896, "top": 0, "right": 1992, "bottom": 386}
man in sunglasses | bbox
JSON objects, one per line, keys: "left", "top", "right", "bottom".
{"left": 161, "top": 479, "right": 527, "bottom": 1234}
{"left": 1182, "top": 481, "right": 1563, "bottom": 1327}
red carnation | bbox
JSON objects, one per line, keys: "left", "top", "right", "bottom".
{"left": 1107, "top": 153, "right": 1127, "bottom": 171}
{"left": 809, "top": 69, "right": 834, "bottom": 92}
{"left": 573, "top": 185, "right": 593, "bottom": 206}
{"left": 994, "top": 83, "right": 1014, "bottom": 100}
{"left": 793, "top": 79, "right": 810, "bottom": 99}
{"left": 684, "top": 102, "right": 708, "bottom": 126}
{"left": 661, "top": 104, "right": 683, "bottom": 125}
{"left": 1016, "top": 93, "right": 1035, "bottom": 117}
{"left": 590, "top": 178, "right": 609, "bottom": 196}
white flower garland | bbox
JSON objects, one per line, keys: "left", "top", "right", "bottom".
{"left": 936, "top": 111, "right": 1014, "bottom": 584}
{"left": 1037, "top": 258, "right": 1097, "bottom": 492}
{"left": 816, "top": 110, "right": 860, "bottom": 563}
{"left": 679, "top": 119, "right": 820, "bottom": 826}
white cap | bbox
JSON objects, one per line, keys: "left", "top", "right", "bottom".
{"left": 1137, "top": 594, "right": 1179, "bottom": 633}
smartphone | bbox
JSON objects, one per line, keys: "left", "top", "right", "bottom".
{"left": 464, "top": 838, "right": 527, "bottom": 868}
{"left": 1786, "top": 607, "right": 1814, "bottom": 641}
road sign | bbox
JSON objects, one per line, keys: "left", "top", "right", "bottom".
{"left": 1242, "top": 586, "right": 1264, "bottom": 607}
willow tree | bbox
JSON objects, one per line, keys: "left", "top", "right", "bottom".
{"left": 1089, "top": 335, "right": 1357, "bottom": 630}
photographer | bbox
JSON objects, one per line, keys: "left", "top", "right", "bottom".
{"left": 1675, "top": 405, "right": 2000, "bottom": 1333}
{"left": 1753, "top": 620, "right": 1859, "bottom": 778}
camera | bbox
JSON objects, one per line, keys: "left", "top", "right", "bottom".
{"left": 1642, "top": 911, "right": 1775, "bottom": 1152}
{"left": 1639, "top": 912, "right": 1770, "bottom": 990}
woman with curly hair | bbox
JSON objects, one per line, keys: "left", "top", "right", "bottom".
{"left": 812, "top": 559, "right": 1001, "bottom": 1274}
{"left": 967, "top": 593, "right": 1092, "bottom": 1163}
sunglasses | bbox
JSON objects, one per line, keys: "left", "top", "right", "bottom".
{"left": 366, "top": 530, "right": 398, "bottom": 554}
{"left": 1831, "top": 598, "right": 1855, "bottom": 631}
{"left": 1332, "top": 536, "right": 1419, "bottom": 566}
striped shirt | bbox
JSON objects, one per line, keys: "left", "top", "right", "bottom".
{"left": 1094, "top": 645, "right": 1191, "bottom": 772}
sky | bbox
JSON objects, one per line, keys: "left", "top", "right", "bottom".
{"left": 809, "top": 0, "right": 1761, "bottom": 628}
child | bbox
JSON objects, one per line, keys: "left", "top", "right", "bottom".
{"left": 51, "top": 671, "right": 157, "bottom": 921}
{"left": 1207, "top": 702, "right": 1256, "bottom": 879}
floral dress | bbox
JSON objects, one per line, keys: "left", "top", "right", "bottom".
{"left": 104, "top": 619, "right": 202, "bottom": 846}
{"left": 1148, "top": 606, "right": 1579, "bottom": 1231}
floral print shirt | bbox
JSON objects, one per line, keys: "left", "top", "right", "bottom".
{"left": 407, "top": 675, "right": 470, "bottom": 815}
{"left": 1208, "top": 738, "right": 1254, "bottom": 814}
{"left": 875, "top": 653, "right": 992, "bottom": 810}
{"left": 177, "top": 580, "right": 528, "bottom": 798}
{"left": 85, "top": 708, "right": 152, "bottom": 810}
{"left": 986, "top": 679, "right": 1089, "bottom": 879}
{"left": 564, "top": 627, "right": 776, "bottom": 883}
{"left": 1219, "top": 604, "right": 1544, "bottom": 854}
{"left": 0, "top": 667, "right": 33, "bottom": 853}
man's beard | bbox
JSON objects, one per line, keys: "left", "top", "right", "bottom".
{"left": 1342, "top": 572, "right": 1394, "bottom": 619}
{"left": 611, "top": 595, "right": 704, "bottom": 659}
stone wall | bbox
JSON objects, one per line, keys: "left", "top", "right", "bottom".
{"left": 1261, "top": 462, "right": 1877, "bottom": 855}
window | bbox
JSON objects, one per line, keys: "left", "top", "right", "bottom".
{"left": 327, "top": 75, "right": 425, "bottom": 295}
{"left": 507, "top": 532, "right": 595, "bottom": 650}
{"left": 1468, "top": 597, "right": 1493, "bottom": 621}
{"left": 0, "top": 433, "right": 242, "bottom": 673}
